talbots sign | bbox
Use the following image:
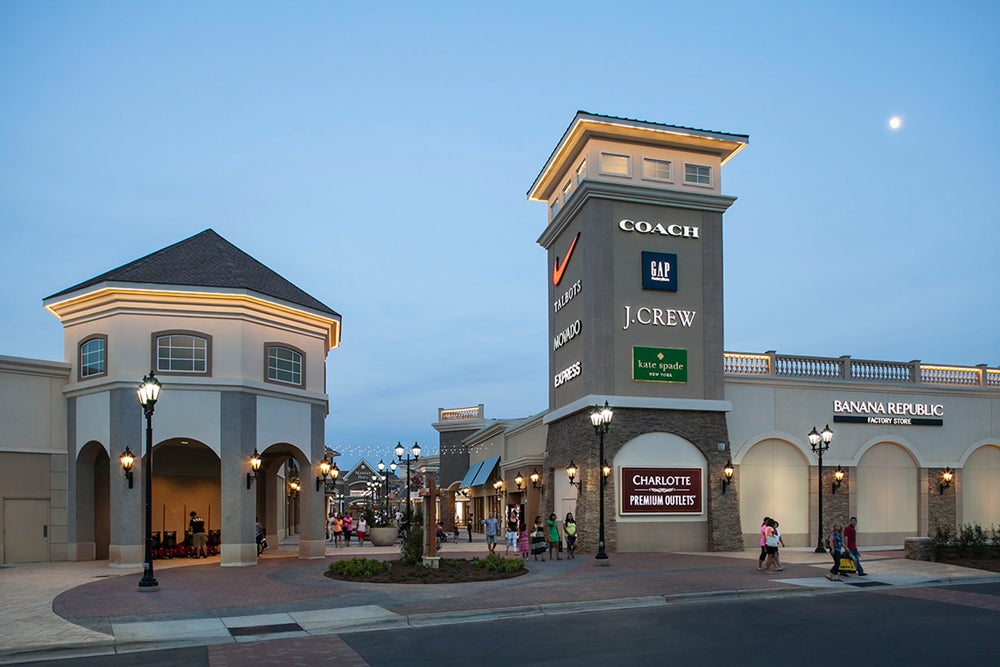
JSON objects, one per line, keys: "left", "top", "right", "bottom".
{"left": 620, "top": 467, "right": 702, "bottom": 514}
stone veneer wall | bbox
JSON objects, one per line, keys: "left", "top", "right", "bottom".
{"left": 820, "top": 466, "right": 850, "bottom": 538}
{"left": 926, "top": 467, "right": 957, "bottom": 537}
{"left": 544, "top": 407, "right": 744, "bottom": 552}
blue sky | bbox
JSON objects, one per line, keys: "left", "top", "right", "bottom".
{"left": 2, "top": 2, "right": 997, "bottom": 468}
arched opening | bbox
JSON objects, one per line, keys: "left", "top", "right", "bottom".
{"left": 857, "top": 442, "right": 918, "bottom": 545}
{"left": 962, "top": 444, "right": 1000, "bottom": 527}
{"left": 150, "top": 438, "right": 221, "bottom": 556}
{"left": 75, "top": 441, "right": 110, "bottom": 560}
{"left": 254, "top": 443, "right": 310, "bottom": 550}
{"left": 738, "top": 439, "right": 810, "bottom": 547}
{"left": 613, "top": 432, "right": 706, "bottom": 552}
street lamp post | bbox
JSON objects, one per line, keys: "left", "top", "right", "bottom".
{"left": 590, "top": 401, "right": 613, "bottom": 562}
{"left": 809, "top": 425, "right": 834, "bottom": 553}
{"left": 394, "top": 441, "right": 420, "bottom": 525}
{"left": 136, "top": 370, "right": 162, "bottom": 591}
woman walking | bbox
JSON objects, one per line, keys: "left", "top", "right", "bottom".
{"left": 564, "top": 512, "right": 577, "bottom": 559}
{"left": 826, "top": 522, "right": 845, "bottom": 581}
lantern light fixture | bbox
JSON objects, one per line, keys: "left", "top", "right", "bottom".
{"left": 120, "top": 446, "right": 135, "bottom": 489}
{"left": 722, "top": 459, "right": 735, "bottom": 493}
{"left": 247, "top": 448, "right": 262, "bottom": 489}
{"left": 939, "top": 467, "right": 954, "bottom": 495}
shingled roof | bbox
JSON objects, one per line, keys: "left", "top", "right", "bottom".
{"left": 46, "top": 229, "right": 339, "bottom": 317}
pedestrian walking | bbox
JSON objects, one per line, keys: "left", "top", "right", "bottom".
{"left": 518, "top": 522, "right": 530, "bottom": 561}
{"left": 844, "top": 516, "right": 868, "bottom": 576}
{"left": 332, "top": 513, "right": 343, "bottom": 548}
{"left": 326, "top": 513, "right": 335, "bottom": 542}
{"left": 482, "top": 512, "right": 499, "bottom": 554}
{"left": 357, "top": 516, "right": 368, "bottom": 546}
{"left": 762, "top": 518, "right": 779, "bottom": 573}
{"left": 757, "top": 516, "right": 771, "bottom": 570}
{"left": 826, "top": 522, "right": 845, "bottom": 581}
{"left": 772, "top": 520, "right": 785, "bottom": 571}
{"left": 343, "top": 514, "right": 354, "bottom": 546}
{"left": 467, "top": 516, "right": 474, "bottom": 543}
{"left": 564, "top": 512, "right": 577, "bottom": 559}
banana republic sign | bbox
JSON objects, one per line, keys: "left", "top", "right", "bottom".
{"left": 620, "top": 467, "right": 703, "bottom": 514}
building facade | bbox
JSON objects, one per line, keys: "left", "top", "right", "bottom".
{"left": 0, "top": 230, "right": 341, "bottom": 565}
{"left": 435, "top": 112, "right": 1000, "bottom": 554}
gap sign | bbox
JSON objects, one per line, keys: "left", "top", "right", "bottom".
{"left": 633, "top": 347, "right": 688, "bottom": 383}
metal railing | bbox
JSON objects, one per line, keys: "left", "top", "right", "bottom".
{"left": 724, "top": 351, "right": 998, "bottom": 389}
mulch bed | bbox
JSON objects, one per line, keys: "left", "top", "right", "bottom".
{"left": 325, "top": 558, "right": 528, "bottom": 584}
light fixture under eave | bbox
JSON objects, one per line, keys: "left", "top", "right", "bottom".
{"left": 514, "top": 471, "right": 525, "bottom": 491}
{"left": 530, "top": 468, "right": 542, "bottom": 490}
{"left": 247, "top": 448, "right": 262, "bottom": 489}
{"left": 120, "top": 446, "right": 135, "bottom": 489}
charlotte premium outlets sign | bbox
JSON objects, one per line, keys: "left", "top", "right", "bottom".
{"left": 832, "top": 400, "right": 944, "bottom": 426}
{"left": 620, "top": 467, "right": 702, "bottom": 514}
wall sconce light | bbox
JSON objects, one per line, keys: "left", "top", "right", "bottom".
{"left": 602, "top": 459, "right": 612, "bottom": 480}
{"left": 247, "top": 448, "right": 262, "bottom": 489}
{"left": 120, "top": 446, "right": 135, "bottom": 489}
{"left": 458, "top": 487, "right": 470, "bottom": 498}
{"left": 722, "top": 459, "right": 734, "bottom": 493}
{"left": 514, "top": 471, "right": 525, "bottom": 491}
{"left": 939, "top": 467, "right": 954, "bottom": 495}
{"left": 566, "top": 461, "right": 580, "bottom": 488}
{"left": 832, "top": 465, "right": 845, "bottom": 494}
{"left": 492, "top": 479, "right": 505, "bottom": 496}
{"left": 316, "top": 452, "right": 333, "bottom": 492}
{"left": 530, "top": 468, "right": 543, "bottom": 491}
{"left": 288, "top": 479, "right": 301, "bottom": 496}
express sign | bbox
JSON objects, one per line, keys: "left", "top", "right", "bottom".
{"left": 620, "top": 467, "right": 702, "bottom": 514}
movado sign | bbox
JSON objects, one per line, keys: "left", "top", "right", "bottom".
{"left": 620, "top": 467, "right": 702, "bottom": 514}
{"left": 642, "top": 251, "right": 677, "bottom": 292}
{"left": 633, "top": 347, "right": 687, "bottom": 383}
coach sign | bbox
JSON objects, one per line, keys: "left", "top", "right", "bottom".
{"left": 620, "top": 467, "right": 703, "bottom": 514}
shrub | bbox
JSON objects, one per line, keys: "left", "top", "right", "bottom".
{"left": 473, "top": 554, "right": 524, "bottom": 574}
{"left": 328, "top": 557, "right": 385, "bottom": 578}
{"left": 400, "top": 527, "right": 423, "bottom": 565}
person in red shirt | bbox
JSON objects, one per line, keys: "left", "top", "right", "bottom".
{"left": 844, "top": 516, "right": 868, "bottom": 577}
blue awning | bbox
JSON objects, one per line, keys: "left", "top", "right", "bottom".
{"left": 459, "top": 460, "right": 484, "bottom": 489}
{"left": 470, "top": 456, "right": 500, "bottom": 487}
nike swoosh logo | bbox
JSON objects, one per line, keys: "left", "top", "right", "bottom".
{"left": 552, "top": 232, "right": 580, "bottom": 286}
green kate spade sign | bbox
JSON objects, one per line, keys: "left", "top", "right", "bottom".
{"left": 632, "top": 347, "right": 688, "bottom": 383}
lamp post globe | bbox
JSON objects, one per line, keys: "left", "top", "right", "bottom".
{"left": 136, "top": 370, "right": 162, "bottom": 591}
{"left": 809, "top": 425, "right": 833, "bottom": 553}
{"left": 395, "top": 441, "right": 420, "bottom": 526}
{"left": 590, "top": 401, "right": 613, "bottom": 561}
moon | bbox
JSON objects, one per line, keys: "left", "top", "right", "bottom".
{"left": 889, "top": 116, "right": 902, "bottom": 130}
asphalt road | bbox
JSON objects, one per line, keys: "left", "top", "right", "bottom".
{"left": 11, "top": 582, "right": 1000, "bottom": 667}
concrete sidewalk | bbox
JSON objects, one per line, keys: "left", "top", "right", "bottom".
{"left": 2, "top": 539, "right": 997, "bottom": 665}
